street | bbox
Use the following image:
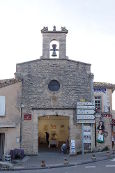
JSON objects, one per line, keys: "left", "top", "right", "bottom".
{"left": 1, "top": 158, "right": 115, "bottom": 173}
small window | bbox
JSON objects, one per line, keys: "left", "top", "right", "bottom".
{"left": 48, "top": 80, "right": 60, "bottom": 92}
{"left": 0, "top": 96, "right": 5, "bottom": 116}
{"left": 95, "top": 96, "right": 102, "bottom": 112}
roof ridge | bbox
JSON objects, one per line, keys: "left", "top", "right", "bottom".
{"left": 0, "top": 78, "right": 21, "bottom": 88}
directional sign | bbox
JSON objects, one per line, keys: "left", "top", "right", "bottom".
{"left": 77, "top": 109, "right": 95, "bottom": 115}
{"left": 77, "top": 119, "right": 95, "bottom": 123}
{"left": 77, "top": 102, "right": 95, "bottom": 106}
{"left": 77, "top": 115, "right": 95, "bottom": 120}
{"left": 77, "top": 105, "right": 95, "bottom": 109}
{"left": 76, "top": 102, "right": 95, "bottom": 124}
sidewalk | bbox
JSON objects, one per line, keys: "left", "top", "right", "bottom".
{"left": 12, "top": 150, "right": 115, "bottom": 170}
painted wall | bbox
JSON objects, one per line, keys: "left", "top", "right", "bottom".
{"left": 0, "top": 82, "right": 22, "bottom": 154}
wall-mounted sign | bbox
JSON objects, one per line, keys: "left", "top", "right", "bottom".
{"left": 94, "top": 88, "right": 106, "bottom": 93}
{"left": 24, "top": 114, "right": 32, "bottom": 120}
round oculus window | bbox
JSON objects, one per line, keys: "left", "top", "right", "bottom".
{"left": 48, "top": 80, "right": 60, "bottom": 91}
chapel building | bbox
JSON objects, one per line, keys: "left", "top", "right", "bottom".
{"left": 15, "top": 26, "right": 94, "bottom": 154}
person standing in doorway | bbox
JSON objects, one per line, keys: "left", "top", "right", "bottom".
{"left": 45, "top": 132, "right": 49, "bottom": 145}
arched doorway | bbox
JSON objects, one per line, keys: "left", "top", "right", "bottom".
{"left": 38, "top": 115, "right": 69, "bottom": 151}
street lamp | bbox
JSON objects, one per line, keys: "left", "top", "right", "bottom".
{"left": 20, "top": 103, "right": 24, "bottom": 149}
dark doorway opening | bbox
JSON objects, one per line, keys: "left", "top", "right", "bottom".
{"left": 0, "top": 133, "right": 5, "bottom": 160}
{"left": 38, "top": 115, "right": 69, "bottom": 152}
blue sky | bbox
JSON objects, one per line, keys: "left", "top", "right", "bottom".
{"left": 0, "top": 0, "right": 115, "bottom": 108}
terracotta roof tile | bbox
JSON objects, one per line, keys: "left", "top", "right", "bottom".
{"left": 0, "top": 78, "right": 21, "bottom": 88}
{"left": 94, "top": 82, "right": 115, "bottom": 91}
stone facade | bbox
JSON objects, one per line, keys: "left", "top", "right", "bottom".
{"left": 15, "top": 60, "right": 94, "bottom": 155}
{"left": 16, "top": 59, "right": 92, "bottom": 109}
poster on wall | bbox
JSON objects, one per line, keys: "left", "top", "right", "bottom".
{"left": 83, "top": 126, "right": 91, "bottom": 144}
{"left": 70, "top": 140, "right": 76, "bottom": 154}
{"left": 97, "top": 133, "right": 104, "bottom": 143}
{"left": 97, "top": 121, "right": 105, "bottom": 143}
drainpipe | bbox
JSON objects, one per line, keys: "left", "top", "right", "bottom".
{"left": 20, "top": 103, "right": 24, "bottom": 149}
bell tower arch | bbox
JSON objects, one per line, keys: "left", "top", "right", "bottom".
{"left": 41, "top": 26, "right": 68, "bottom": 59}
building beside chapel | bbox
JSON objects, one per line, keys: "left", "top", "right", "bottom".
{"left": 0, "top": 26, "right": 115, "bottom": 157}
{"left": 0, "top": 79, "right": 21, "bottom": 159}
{"left": 94, "top": 82, "right": 115, "bottom": 150}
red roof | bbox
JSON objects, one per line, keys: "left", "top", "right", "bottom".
{"left": 94, "top": 82, "right": 115, "bottom": 91}
{"left": 0, "top": 78, "right": 21, "bottom": 88}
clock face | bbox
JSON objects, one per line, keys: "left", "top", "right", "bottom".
{"left": 48, "top": 80, "right": 60, "bottom": 91}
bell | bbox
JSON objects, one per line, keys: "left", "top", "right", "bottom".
{"left": 52, "top": 51, "right": 57, "bottom": 56}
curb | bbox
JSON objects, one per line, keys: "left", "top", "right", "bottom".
{"left": 10, "top": 155, "right": 115, "bottom": 171}
{"left": 11, "top": 164, "right": 75, "bottom": 171}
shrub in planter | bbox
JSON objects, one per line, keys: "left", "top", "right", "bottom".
{"left": 10, "top": 149, "right": 24, "bottom": 160}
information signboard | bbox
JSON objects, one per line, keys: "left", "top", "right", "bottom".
{"left": 83, "top": 126, "right": 91, "bottom": 144}
{"left": 76, "top": 102, "right": 95, "bottom": 123}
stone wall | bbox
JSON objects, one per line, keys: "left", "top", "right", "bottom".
{"left": 16, "top": 59, "right": 92, "bottom": 109}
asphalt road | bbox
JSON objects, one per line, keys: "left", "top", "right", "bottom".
{"left": 1, "top": 158, "right": 115, "bottom": 173}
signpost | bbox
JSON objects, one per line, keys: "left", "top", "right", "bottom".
{"left": 76, "top": 102, "right": 95, "bottom": 156}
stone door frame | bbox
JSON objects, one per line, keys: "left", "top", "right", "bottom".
{"left": 32, "top": 109, "right": 75, "bottom": 154}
